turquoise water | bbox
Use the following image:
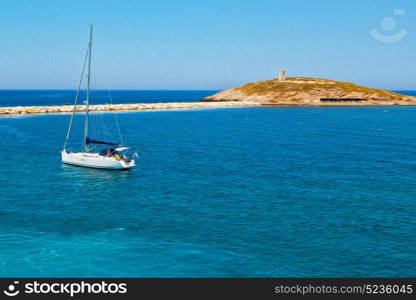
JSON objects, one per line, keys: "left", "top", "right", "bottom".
{"left": 0, "top": 106, "right": 415, "bottom": 277}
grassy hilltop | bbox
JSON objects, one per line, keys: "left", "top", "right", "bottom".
{"left": 203, "top": 77, "right": 416, "bottom": 105}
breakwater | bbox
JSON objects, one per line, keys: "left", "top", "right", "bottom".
{"left": 0, "top": 101, "right": 259, "bottom": 115}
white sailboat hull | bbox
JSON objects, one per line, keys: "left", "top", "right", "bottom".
{"left": 61, "top": 151, "right": 135, "bottom": 170}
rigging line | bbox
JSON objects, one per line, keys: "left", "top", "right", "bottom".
{"left": 93, "top": 36, "right": 124, "bottom": 146}
{"left": 91, "top": 51, "right": 116, "bottom": 143}
{"left": 91, "top": 51, "right": 107, "bottom": 142}
{"left": 106, "top": 85, "right": 124, "bottom": 146}
{"left": 63, "top": 43, "right": 89, "bottom": 150}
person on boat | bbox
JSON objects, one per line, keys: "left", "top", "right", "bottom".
{"left": 99, "top": 148, "right": 117, "bottom": 157}
{"left": 99, "top": 148, "right": 108, "bottom": 156}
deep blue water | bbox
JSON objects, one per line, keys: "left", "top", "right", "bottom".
{"left": 392, "top": 90, "right": 416, "bottom": 97}
{"left": 1, "top": 105, "right": 416, "bottom": 277}
{"left": 0, "top": 90, "right": 219, "bottom": 107}
{"left": 0, "top": 90, "right": 413, "bottom": 107}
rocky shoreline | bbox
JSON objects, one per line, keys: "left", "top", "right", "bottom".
{"left": 0, "top": 101, "right": 259, "bottom": 115}
{"left": 2, "top": 98, "right": 416, "bottom": 116}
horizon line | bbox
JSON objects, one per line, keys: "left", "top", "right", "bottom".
{"left": 0, "top": 88, "right": 223, "bottom": 91}
{"left": 0, "top": 88, "right": 415, "bottom": 91}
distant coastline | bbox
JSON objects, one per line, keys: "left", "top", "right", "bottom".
{"left": 2, "top": 100, "right": 416, "bottom": 116}
{"left": 0, "top": 86, "right": 416, "bottom": 115}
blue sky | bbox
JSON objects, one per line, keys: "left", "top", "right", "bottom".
{"left": 0, "top": 0, "right": 415, "bottom": 90}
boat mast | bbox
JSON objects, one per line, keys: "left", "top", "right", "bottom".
{"left": 84, "top": 25, "right": 93, "bottom": 152}
{"left": 63, "top": 29, "right": 90, "bottom": 151}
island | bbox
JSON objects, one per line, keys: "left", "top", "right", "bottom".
{"left": 1, "top": 75, "right": 415, "bottom": 116}
{"left": 202, "top": 75, "right": 416, "bottom": 106}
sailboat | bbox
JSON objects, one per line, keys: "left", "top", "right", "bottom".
{"left": 61, "top": 25, "right": 137, "bottom": 170}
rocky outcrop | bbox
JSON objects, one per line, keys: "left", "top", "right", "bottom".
{"left": 202, "top": 77, "right": 416, "bottom": 105}
{"left": 0, "top": 101, "right": 259, "bottom": 115}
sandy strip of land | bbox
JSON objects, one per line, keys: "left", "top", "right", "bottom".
{"left": 0, "top": 101, "right": 259, "bottom": 115}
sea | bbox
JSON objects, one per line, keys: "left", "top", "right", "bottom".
{"left": 0, "top": 90, "right": 219, "bottom": 107}
{"left": 0, "top": 90, "right": 415, "bottom": 277}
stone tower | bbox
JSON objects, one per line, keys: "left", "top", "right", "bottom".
{"left": 279, "top": 69, "right": 286, "bottom": 81}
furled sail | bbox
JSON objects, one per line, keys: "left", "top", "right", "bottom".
{"left": 86, "top": 137, "right": 120, "bottom": 146}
